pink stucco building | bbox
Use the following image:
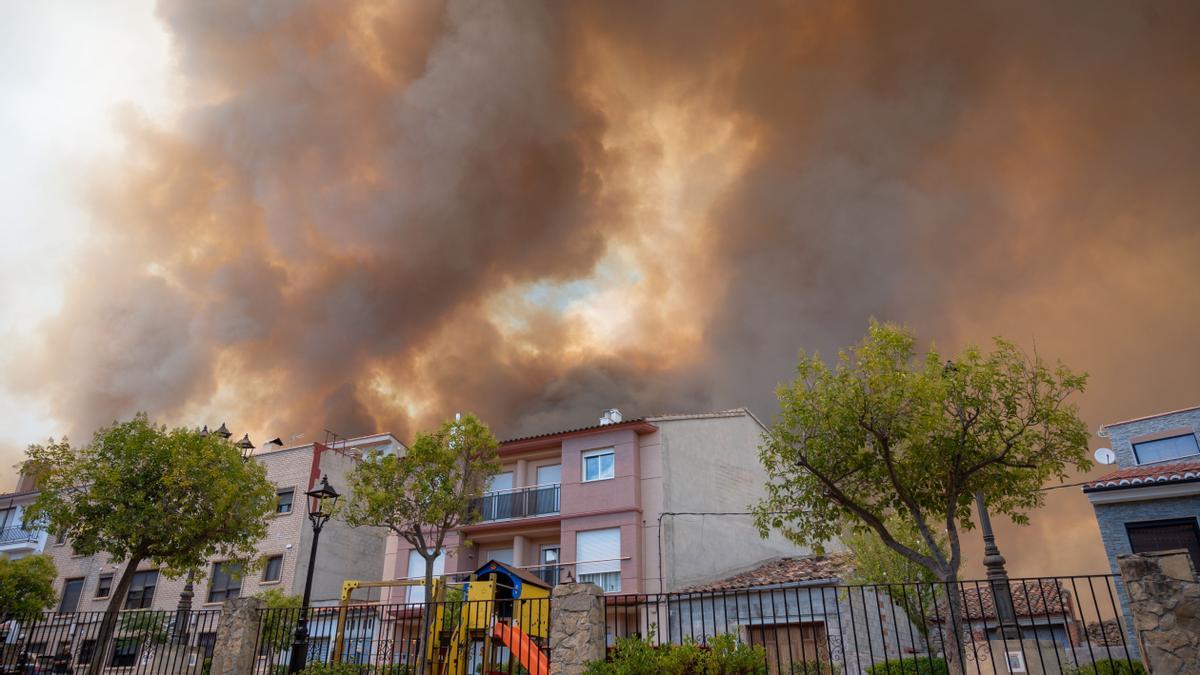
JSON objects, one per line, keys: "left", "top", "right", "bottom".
{"left": 383, "top": 409, "right": 817, "bottom": 602}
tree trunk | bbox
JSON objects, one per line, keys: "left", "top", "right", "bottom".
{"left": 88, "top": 555, "right": 143, "bottom": 675}
{"left": 935, "top": 575, "right": 968, "bottom": 675}
{"left": 415, "top": 553, "right": 437, "bottom": 675}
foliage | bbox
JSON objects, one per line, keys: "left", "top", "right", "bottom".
{"left": 0, "top": 554, "right": 57, "bottom": 621}
{"left": 584, "top": 632, "right": 768, "bottom": 675}
{"left": 117, "top": 610, "right": 172, "bottom": 644}
{"left": 754, "top": 321, "right": 1090, "bottom": 585}
{"left": 341, "top": 413, "right": 500, "bottom": 671}
{"left": 865, "top": 657, "right": 948, "bottom": 675}
{"left": 299, "top": 664, "right": 412, "bottom": 674}
{"left": 22, "top": 413, "right": 277, "bottom": 674}
{"left": 1064, "top": 659, "right": 1146, "bottom": 675}
{"left": 842, "top": 517, "right": 945, "bottom": 637}
{"left": 256, "top": 588, "right": 302, "bottom": 654}
{"left": 789, "top": 661, "right": 841, "bottom": 675}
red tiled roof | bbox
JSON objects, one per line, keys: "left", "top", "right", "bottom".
{"left": 936, "top": 580, "right": 1072, "bottom": 622}
{"left": 680, "top": 552, "right": 855, "bottom": 592}
{"left": 500, "top": 418, "right": 650, "bottom": 445}
{"left": 1086, "top": 619, "right": 1125, "bottom": 646}
{"left": 1082, "top": 460, "right": 1200, "bottom": 492}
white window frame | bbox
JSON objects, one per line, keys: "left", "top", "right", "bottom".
{"left": 1005, "top": 651, "right": 1026, "bottom": 673}
{"left": 582, "top": 449, "right": 615, "bottom": 482}
{"left": 406, "top": 549, "right": 446, "bottom": 603}
{"left": 576, "top": 527, "right": 621, "bottom": 593}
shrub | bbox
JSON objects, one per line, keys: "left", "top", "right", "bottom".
{"left": 865, "top": 657, "right": 948, "bottom": 675}
{"left": 584, "top": 632, "right": 767, "bottom": 675}
{"left": 790, "top": 660, "right": 842, "bottom": 675}
{"left": 1065, "top": 659, "right": 1146, "bottom": 675}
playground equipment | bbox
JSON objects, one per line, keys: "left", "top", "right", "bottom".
{"left": 334, "top": 559, "right": 551, "bottom": 675}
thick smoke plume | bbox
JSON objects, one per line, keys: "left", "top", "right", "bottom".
{"left": 7, "top": 0, "right": 1200, "bottom": 573}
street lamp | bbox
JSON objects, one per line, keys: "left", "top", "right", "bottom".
{"left": 288, "top": 475, "right": 341, "bottom": 673}
{"left": 176, "top": 424, "right": 256, "bottom": 644}
{"left": 975, "top": 491, "right": 1021, "bottom": 639}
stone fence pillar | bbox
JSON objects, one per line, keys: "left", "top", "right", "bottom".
{"left": 1116, "top": 550, "right": 1200, "bottom": 674}
{"left": 549, "top": 582, "right": 606, "bottom": 675}
{"left": 210, "top": 596, "right": 263, "bottom": 675}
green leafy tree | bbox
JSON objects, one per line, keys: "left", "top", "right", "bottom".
{"left": 842, "top": 518, "right": 946, "bottom": 639}
{"left": 22, "top": 413, "right": 277, "bottom": 675}
{"left": 754, "top": 322, "right": 1090, "bottom": 672}
{"left": 256, "top": 588, "right": 302, "bottom": 655}
{"left": 0, "top": 554, "right": 57, "bottom": 621}
{"left": 342, "top": 413, "right": 500, "bottom": 674}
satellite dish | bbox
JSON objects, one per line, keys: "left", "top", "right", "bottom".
{"left": 1094, "top": 447, "right": 1116, "bottom": 465}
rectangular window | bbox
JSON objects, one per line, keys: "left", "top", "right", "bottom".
{"left": 96, "top": 574, "right": 113, "bottom": 598}
{"left": 110, "top": 638, "right": 139, "bottom": 667}
{"left": 406, "top": 550, "right": 445, "bottom": 603}
{"left": 263, "top": 555, "right": 284, "bottom": 582}
{"left": 276, "top": 489, "right": 295, "bottom": 514}
{"left": 1133, "top": 433, "right": 1200, "bottom": 464}
{"left": 125, "top": 570, "right": 159, "bottom": 609}
{"left": 1127, "top": 518, "right": 1200, "bottom": 571}
{"left": 576, "top": 528, "right": 621, "bottom": 593}
{"left": 582, "top": 449, "right": 615, "bottom": 482}
{"left": 208, "top": 561, "right": 243, "bottom": 602}
{"left": 1006, "top": 651, "right": 1026, "bottom": 673}
{"left": 59, "top": 578, "right": 85, "bottom": 612}
{"left": 77, "top": 640, "right": 96, "bottom": 665}
{"left": 536, "top": 464, "right": 562, "bottom": 485}
{"left": 197, "top": 632, "right": 217, "bottom": 659}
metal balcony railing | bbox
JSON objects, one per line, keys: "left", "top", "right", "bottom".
{"left": 0, "top": 526, "right": 42, "bottom": 546}
{"left": 471, "top": 483, "right": 560, "bottom": 522}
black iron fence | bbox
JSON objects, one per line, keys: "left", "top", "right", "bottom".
{"left": 605, "top": 575, "right": 1140, "bottom": 675}
{"left": 0, "top": 609, "right": 221, "bottom": 674}
{"left": 254, "top": 597, "right": 552, "bottom": 674}
{"left": 471, "top": 484, "right": 560, "bottom": 522}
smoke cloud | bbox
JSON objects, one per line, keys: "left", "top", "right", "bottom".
{"left": 6, "top": 0, "right": 1200, "bottom": 574}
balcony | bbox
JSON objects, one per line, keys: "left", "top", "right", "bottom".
{"left": 0, "top": 525, "right": 43, "bottom": 552}
{"left": 472, "top": 484, "right": 560, "bottom": 523}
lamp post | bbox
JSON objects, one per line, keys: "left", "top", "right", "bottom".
{"left": 975, "top": 491, "right": 1021, "bottom": 639}
{"left": 175, "top": 424, "right": 254, "bottom": 645}
{"left": 288, "top": 475, "right": 340, "bottom": 673}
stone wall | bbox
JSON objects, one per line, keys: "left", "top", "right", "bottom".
{"left": 1116, "top": 550, "right": 1199, "bottom": 673}
{"left": 210, "top": 596, "right": 263, "bottom": 675}
{"left": 549, "top": 583, "right": 605, "bottom": 675}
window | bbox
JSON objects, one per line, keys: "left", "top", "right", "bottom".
{"left": 110, "top": 638, "right": 139, "bottom": 667}
{"left": 306, "top": 637, "right": 331, "bottom": 663}
{"left": 489, "top": 472, "right": 514, "bottom": 493}
{"left": 576, "top": 528, "right": 621, "bottom": 593}
{"left": 1006, "top": 651, "right": 1027, "bottom": 673}
{"left": 77, "top": 640, "right": 96, "bottom": 665}
{"left": 1127, "top": 519, "right": 1200, "bottom": 571}
{"left": 197, "top": 632, "right": 217, "bottom": 659}
{"left": 96, "top": 574, "right": 113, "bottom": 598}
{"left": 536, "top": 464, "right": 561, "bottom": 485}
{"left": 406, "top": 550, "right": 445, "bottom": 603}
{"left": 124, "top": 570, "right": 158, "bottom": 609}
{"left": 1133, "top": 433, "right": 1200, "bottom": 464}
{"left": 582, "top": 449, "right": 615, "bottom": 482}
{"left": 263, "top": 555, "right": 284, "bottom": 583}
{"left": 208, "top": 561, "right": 243, "bottom": 602}
{"left": 59, "top": 578, "right": 85, "bottom": 612}
{"left": 276, "top": 489, "right": 295, "bottom": 514}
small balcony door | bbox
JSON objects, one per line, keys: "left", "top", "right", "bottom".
{"left": 538, "top": 545, "right": 561, "bottom": 586}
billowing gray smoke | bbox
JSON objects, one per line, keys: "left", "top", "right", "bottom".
{"left": 8, "top": 0, "right": 1200, "bottom": 573}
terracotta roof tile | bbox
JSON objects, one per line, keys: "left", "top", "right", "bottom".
{"left": 936, "top": 580, "right": 1073, "bottom": 621}
{"left": 500, "top": 418, "right": 649, "bottom": 445}
{"left": 680, "top": 552, "right": 855, "bottom": 592}
{"left": 1082, "top": 459, "right": 1200, "bottom": 492}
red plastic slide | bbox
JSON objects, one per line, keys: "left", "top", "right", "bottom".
{"left": 492, "top": 621, "right": 550, "bottom": 675}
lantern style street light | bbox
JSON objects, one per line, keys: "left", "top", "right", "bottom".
{"left": 176, "top": 423, "right": 256, "bottom": 644}
{"left": 288, "top": 475, "right": 341, "bottom": 673}
{"left": 975, "top": 491, "right": 1021, "bottom": 640}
